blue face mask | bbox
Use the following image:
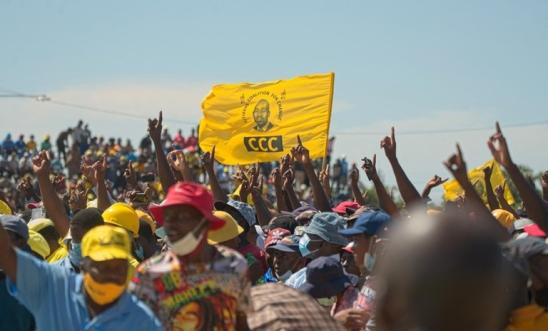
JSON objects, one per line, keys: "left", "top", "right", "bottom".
{"left": 134, "top": 243, "right": 144, "bottom": 261}
{"left": 299, "top": 234, "right": 320, "bottom": 258}
{"left": 69, "top": 242, "right": 82, "bottom": 267}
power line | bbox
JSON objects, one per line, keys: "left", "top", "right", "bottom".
{"left": 0, "top": 86, "right": 198, "bottom": 126}
{"left": 2, "top": 86, "right": 547, "bottom": 135}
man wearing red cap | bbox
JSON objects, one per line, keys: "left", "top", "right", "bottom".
{"left": 130, "top": 182, "right": 250, "bottom": 331}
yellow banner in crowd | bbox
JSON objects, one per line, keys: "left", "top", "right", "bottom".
{"left": 198, "top": 73, "right": 334, "bottom": 165}
{"left": 443, "top": 159, "right": 515, "bottom": 205}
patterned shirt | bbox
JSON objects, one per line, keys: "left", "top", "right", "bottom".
{"left": 130, "top": 245, "right": 250, "bottom": 331}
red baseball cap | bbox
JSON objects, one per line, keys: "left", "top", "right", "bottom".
{"left": 148, "top": 182, "right": 224, "bottom": 230}
{"left": 332, "top": 201, "right": 360, "bottom": 215}
{"left": 265, "top": 227, "right": 291, "bottom": 248}
{"left": 524, "top": 224, "right": 546, "bottom": 238}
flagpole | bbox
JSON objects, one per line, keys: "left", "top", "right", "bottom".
{"left": 321, "top": 72, "right": 335, "bottom": 172}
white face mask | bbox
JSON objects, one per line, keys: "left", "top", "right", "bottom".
{"left": 277, "top": 270, "right": 293, "bottom": 282}
{"left": 167, "top": 220, "right": 206, "bottom": 256}
{"left": 363, "top": 252, "right": 376, "bottom": 273}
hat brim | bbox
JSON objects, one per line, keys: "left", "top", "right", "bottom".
{"left": 149, "top": 202, "right": 224, "bottom": 230}
{"left": 86, "top": 247, "right": 130, "bottom": 262}
{"left": 267, "top": 243, "right": 300, "bottom": 253}
{"left": 214, "top": 201, "right": 249, "bottom": 230}
{"left": 207, "top": 223, "right": 244, "bottom": 245}
{"left": 338, "top": 227, "right": 367, "bottom": 237}
{"left": 305, "top": 228, "right": 348, "bottom": 246}
{"left": 299, "top": 275, "right": 351, "bottom": 298}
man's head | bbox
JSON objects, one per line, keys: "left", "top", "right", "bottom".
{"left": 339, "top": 210, "right": 390, "bottom": 272}
{"left": 505, "top": 237, "right": 548, "bottom": 307}
{"left": 253, "top": 99, "right": 270, "bottom": 129}
{"left": 298, "top": 256, "right": 351, "bottom": 300}
{"left": 28, "top": 218, "right": 61, "bottom": 252}
{"left": 102, "top": 203, "right": 140, "bottom": 238}
{"left": 375, "top": 212, "right": 511, "bottom": 331}
{"left": 81, "top": 225, "right": 130, "bottom": 306}
{"left": 267, "top": 235, "right": 303, "bottom": 281}
{"left": 299, "top": 212, "right": 348, "bottom": 259}
{"left": 1, "top": 214, "right": 29, "bottom": 250}
{"left": 71, "top": 208, "right": 104, "bottom": 244}
{"left": 149, "top": 182, "right": 224, "bottom": 256}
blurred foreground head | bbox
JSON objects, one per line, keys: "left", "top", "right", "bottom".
{"left": 376, "top": 210, "right": 511, "bottom": 331}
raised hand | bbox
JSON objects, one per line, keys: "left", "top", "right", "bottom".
{"left": 32, "top": 151, "right": 51, "bottom": 177}
{"left": 250, "top": 175, "right": 264, "bottom": 198}
{"left": 443, "top": 144, "right": 468, "bottom": 182}
{"left": 52, "top": 174, "right": 67, "bottom": 195}
{"left": 280, "top": 154, "right": 293, "bottom": 175}
{"left": 349, "top": 164, "right": 360, "bottom": 186}
{"left": 380, "top": 126, "right": 397, "bottom": 161}
{"left": 17, "top": 177, "right": 36, "bottom": 200}
{"left": 319, "top": 165, "right": 330, "bottom": 189}
{"left": 270, "top": 168, "right": 283, "bottom": 188}
{"left": 361, "top": 154, "right": 377, "bottom": 181}
{"left": 483, "top": 166, "right": 493, "bottom": 180}
{"left": 495, "top": 182, "right": 506, "bottom": 199}
{"left": 487, "top": 122, "right": 513, "bottom": 168}
{"left": 201, "top": 146, "right": 216, "bottom": 173}
{"left": 282, "top": 169, "right": 295, "bottom": 190}
{"left": 92, "top": 156, "right": 107, "bottom": 183}
{"left": 426, "top": 175, "right": 448, "bottom": 188}
{"left": 68, "top": 182, "right": 87, "bottom": 212}
{"left": 290, "top": 135, "right": 311, "bottom": 164}
{"left": 167, "top": 150, "right": 188, "bottom": 172}
{"left": 123, "top": 161, "right": 138, "bottom": 189}
{"left": 148, "top": 111, "right": 163, "bottom": 143}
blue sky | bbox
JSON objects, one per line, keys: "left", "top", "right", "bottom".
{"left": 1, "top": 1, "right": 547, "bottom": 200}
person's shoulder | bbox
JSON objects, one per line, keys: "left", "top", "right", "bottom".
{"left": 126, "top": 293, "right": 163, "bottom": 328}
{"left": 213, "top": 245, "right": 248, "bottom": 274}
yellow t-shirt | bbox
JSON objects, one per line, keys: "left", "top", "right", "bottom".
{"left": 46, "top": 243, "right": 68, "bottom": 263}
{"left": 505, "top": 304, "right": 548, "bottom": 331}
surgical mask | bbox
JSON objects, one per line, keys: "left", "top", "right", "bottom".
{"left": 83, "top": 273, "right": 125, "bottom": 305}
{"left": 317, "top": 296, "right": 337, "bottom": 307}
{"left": 299, "top": 234, "right": 320, "bottom": 258}
{"left": 167, "top": 220, "right": 206, "bottom": 256}
{"left": 69, "top": 242, "right": 82, "bottom": 268}
{"left": 277, "top": 270, "right": 293, "bottom": 282}
{"left": 364, "top": 252, "right": 376, "bottom": 273}
{"left": 134, "top": 243, "right": 144, "bottom": 261}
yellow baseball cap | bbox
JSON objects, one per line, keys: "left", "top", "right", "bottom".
{"left": 102, "top": 202, "right": 139, "bottom": 237}
{"left": 82, "top": 225, "right": 130, "bottom": 262}
{"left": 28, "top": 218, "right": 55, "bottom": 232}
{"left": 0, "top": 200, "right": 12, "bottom": 215}
{"left": 207, "top": 211, "right": 244, "bottom": 245}
{"left": 28, "top": 230, "right": 51, "bottom": 259}
{"left": 136, "top": 209, "right": 156, "bottom": 233}
{"left": 492, "top": 209, "right": 516, "bottom": 229}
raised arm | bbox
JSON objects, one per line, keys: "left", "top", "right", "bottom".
{"left": 483, "top": 165, "right": 500, "bottom": 211}
{"left": 93, "top": 156, "right": 111, "bottom": 212}
{"left": 541, "top": 171, "right": 548, "bottom": 203}
{"left": 0, "top": 222, "right": 17, "bottom": 281}
{"left": 382, "top": 127, "right": 422, "bottom": 206}
{"left": 250, "top": 174, "right": 272, "bottom": 227}
{"left": 270, "top": 168, "right": 288, "bottom": 212}
{"left": 488, "top": 122, "right": 548, "bottom": 232}
{"left": 362, "top": 155, "right": 399, "bottom": 216}
{"left": 444, "top": 144, "right": 509, "bottom": 241}
{"left": 319, "top": 165, "right": 332, "bottom": 201}
{"left": 32, "top": 151, "right": 70, "bottom": 237}
{"left": 421, "top": 175, "right": 448, "bottom": 200}
{"left": 201, "top": 146, "right": 227, "bottom": 203}
{"left": 148, "top": 111, "right": 176, "bottom": 192}
{"left": 349, "top": 164, "right": 366, "bottom": 206}
{"left": 291, "top": 136, "right": 331, "bottom": 212}
{"left": 495, "top": 183, "right": 519, "bottom": 218}
{"left": 283, "top": 169, "right": 300, "bottom": 211}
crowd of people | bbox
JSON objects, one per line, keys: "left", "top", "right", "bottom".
{"left": 1, "top": 112, "right": 547, "bottom": 331}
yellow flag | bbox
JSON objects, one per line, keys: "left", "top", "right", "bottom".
{"left": 443, "top": 160, "right": 515, "bottom": 205}
{"left": 199, "top": 73, "right": 335, "bottom": 165}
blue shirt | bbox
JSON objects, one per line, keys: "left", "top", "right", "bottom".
{"left": 0, "top": 275, "right": 35, "bottom": 331}
{"left": 53, "top": 255, "right": 78, "bottom": 273}
{"left": 7, "top": 249, "right": 163, "bottom": 331}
